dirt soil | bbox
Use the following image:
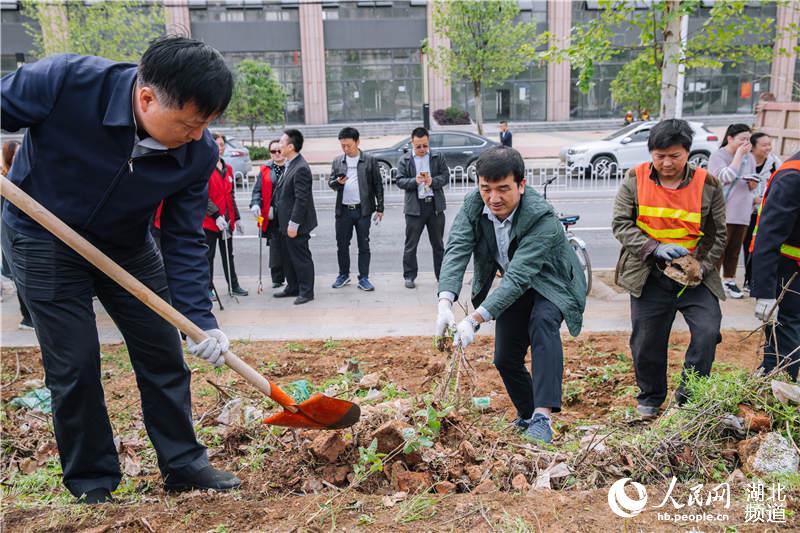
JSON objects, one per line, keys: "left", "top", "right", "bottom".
{"left": 1, "top": 331, "right": 795, "bottom": 532}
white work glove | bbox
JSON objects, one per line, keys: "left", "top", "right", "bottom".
{"left": 215, "top": 216, "right": 228, "bottom": 232}
{"left": 250, "top": 205, "right": 261, "bottom": 218}
{"left": 186, "top": 329, "right": 229, "bottom": 367}
{"left": 754, "top": 298, "right": 778, "bottom": 322}
{"left": 653, "top": 243, "right": 689, "bottom": 261}
{"left": 236, "top": 224, "right": 244, "bottom": 235}
{"left": 435, "top": 299, "right": 456, "bottom": 337}
{"left": 453, "top": 317, "right": 478, "bottom": 349}
{"left": 268, "top": 206, "right": 275, "bottom": 221}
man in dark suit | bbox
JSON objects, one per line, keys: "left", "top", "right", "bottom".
{"left": 499, "top": 121, "right": 513, "bottom": 147}
{"left": 273, "top": 128, "right": 317, "bottom": 304}
{"left": 396, "top": 127, "right": 449, "bottom": 288}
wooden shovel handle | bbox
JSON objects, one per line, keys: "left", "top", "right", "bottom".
{"left": 0, "top": 176, "right": 298, "bottom": 412}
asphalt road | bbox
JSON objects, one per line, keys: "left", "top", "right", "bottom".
{"left": 219, "top": 190, "right": 620, "bottom": 288}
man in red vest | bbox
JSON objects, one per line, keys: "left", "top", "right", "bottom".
{"left": 250, "top": 139, "right": 286, "bottom": 288}
{"left": 612, "top": 119, "right": 727, "bottom": 419}
{"left": 750, "top": 152, "right": 800, "bottom": 380}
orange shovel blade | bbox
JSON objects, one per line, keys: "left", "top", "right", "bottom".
{"left": 263, "top": 393, "right": 361, "bottom": 429}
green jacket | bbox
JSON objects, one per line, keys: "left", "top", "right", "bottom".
{"left": 438, "top": 187, "right": 586, "bottom": 336}
{"left": 611, "top": 165, "right": 727, "bottom": 300}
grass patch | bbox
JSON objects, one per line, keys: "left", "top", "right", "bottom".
{"left": 395, "top": 492, "right": 442, "bottom": 524}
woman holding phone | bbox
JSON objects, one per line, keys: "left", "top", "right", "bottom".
{"left": 708, "top": 123, "right": 757, "bottom": 299}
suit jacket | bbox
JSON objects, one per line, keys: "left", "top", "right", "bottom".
{"left": 500, "top": 130, "right": 513, "bottom": 147}
{"left": 396, "top": 151, "right": 449, "bottom": 216}
{"left": 328, "top": 150, "right": 385, "bottom": 217}
{"left": 276, "top": 154, "right": 317, "bottom": 235}
{"left": 0, "top": 53, "right": 218, "bottom": 330}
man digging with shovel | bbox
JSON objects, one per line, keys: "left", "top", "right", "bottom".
{"left": 434, "top": 146, "right": 587, "bottom": 444}
{"left": 1, "top": 37, "right": 240, "bottom": 503}
{"left": 612, "top": 119, "right": 727, "bottom": 420}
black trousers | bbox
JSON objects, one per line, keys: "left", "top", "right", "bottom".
{"left": 278, "top": 231, "right": 315, "bottom": 299}
{"left": 742, "top": 212, "right": 758, "bottom": 286}
{"left": 630, "top": 272, "right": 722, "bottom": 407}
{"left": 335, "top": 207, "right": 371, "bottom": 279}
{"left": 204, "top": 229, "right": 239, "bottom": 291}
{"left": 403, "top": 199, "right": 445, "bottom": 281}
{"left": 494, "top": 290, "right": 565, "bottom": 418}
{"left": 1, "top": 223, "right": 208, "bottom": 497}
{"left": 761, "top": 258, "right": 800, "bottom": 380}
{"left": 266, "top": 237, "right": 284, "bottom": 285}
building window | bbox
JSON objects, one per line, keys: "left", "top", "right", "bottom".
{"left": 326, "top": 48, "right": 423, "bottom": 123}
{"left": 224, "top": 51, "right": 304, "bottom": 124}
{"left": 683, "top": 59, "right": 772, "bottom": 116}
{"left": 451, "top": 63, "right": 547, "bottom": 122}
{"left": 190, "top": 1, "right": 299, "bottom": 23}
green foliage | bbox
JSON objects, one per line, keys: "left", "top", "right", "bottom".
{"left": 285, "top": 342, "right": 306, "bottom": 353}
{"left": 22, "top": 0, "right": 164, "bottom": 62}
{"left": 402, "top": 404, "right": 453, "bottom": 454}
{"left": 322, "top": 338, "right": 340, "bottom": 351}
{"left": 395, "top": 492, "right": 441, "bottom": 524}
{"left": 427, "top": 0, "right": 545, "bottom": 134}
{"left": 246, "top": 146, "right": 271, "bottom": 161}
{"left": 225, "top": 60, "right": 286, "bottom": 145}
{"left": 352, "top": 438, "right": 386, "bottom": 480}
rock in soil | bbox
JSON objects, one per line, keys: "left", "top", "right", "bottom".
{"left": 459, "top": 440, "right": 479, "bottom": 463}
{"left": 370, "top": 420, "right": 413, "bottom": 454}
{"left": 358, "top": 372, "right": 381, "bottom": 389}
{"left": 511, "top": 473, "right": 530, "bottom": 492}
{"left": 309, "top": 431, "right": 347, "bottom": 463}
{"left": 738, "top": 432, "right": 800, "bottom": 476}
{"left": 435, "top": 480, "right": 456, "bottom": 494}
{"left": 772, "top": 380, "right": 800, "bottom": 404}
{"left": 465, "top": 465, "right": 483, "bottom": 483}
{"left": 473, "top": 479, "right": 496, "bottom": 494}
{"left": 320, "top": 465, "right": 351, "bottom": 486}
{"left": 392, "top": 470, "right": 433, "bottom": 494}
{"left": 737, "top": 403, "right": 772, "bottom": 433}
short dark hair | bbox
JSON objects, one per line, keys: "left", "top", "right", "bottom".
{"left": 475, "top": 146, "right": 525, "bottom": 184}
{"left": 138, "top": 36, "right": 233, "bottom": 118}
{"left": 499, "top": 120, "right": 508, "bottom": 125}
{"left": 648, "top": 119, "right": 694, "bottom": 152}
{"left": 268, "top": 139, "right": 281, "bottom": 150}
{"left": 750, "top": 132, "right": 769, "bottom": 145}
{"left": 720, "top": 123, "right": 752, "bottom": 147}
{"left": 411, "top": 127, "right": 429, "bottom": 139}
{"left": 283, "top": 128, "right": 304, "bottom": 152}
{"left": 338, "top": 127, "right": 360, "bottom": 142}
{"left": 211, "top": 132, "right": 225, "bottom": 142}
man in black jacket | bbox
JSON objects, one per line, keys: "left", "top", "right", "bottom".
{"left": 396, "top": 127, "right": 449, "bottom": 288}
{"left": 273, "top": 128, "right": 317, "bottom": 305}
{"left": 328, "top": 127, "right": 384, "bottom": 291}
{"left": 250, "top": 139, "right": 286, "bottom": 288}
{"left": 0, "top": 37, "right": 239, "bottom": 503}
{"left": 751, "top": 152, "right": 800, "bottom": 380}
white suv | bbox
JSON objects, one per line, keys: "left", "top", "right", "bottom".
{"left": 559, "top": 121, "right": 719, "bottom": 178}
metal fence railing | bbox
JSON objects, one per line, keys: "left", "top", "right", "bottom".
{"left": 235, "top": 162, "right": 627, "bottom": 199}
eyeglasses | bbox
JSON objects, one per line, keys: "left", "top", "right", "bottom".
{"left": 270, "top": 150, "right": 281, "bottom": 154}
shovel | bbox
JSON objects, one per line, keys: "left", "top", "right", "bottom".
{"left": 0, "top": 176, "right": 360, "bottom": 430}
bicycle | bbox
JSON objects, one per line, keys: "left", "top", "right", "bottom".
{"left": 542, "top": 175, "right": 593, "bottom": 296}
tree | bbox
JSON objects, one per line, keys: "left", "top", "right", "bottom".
{"left": 609, "top": 52, "right": 661, "bottom": 116}
{"left": 225, "top": 60, "right": 286, "bottom": 145}
{"left": 22, "top": 0, "right": 164, "bottom": 62}
{"left": 539, "top": 0, "right": 793, "bottom": 119}
{"left": 426, "top": 0, "right": 544, "bottom": 135}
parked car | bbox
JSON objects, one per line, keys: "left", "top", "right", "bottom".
{"left": 223, "top": 137, "right": 252, "bottom": 181}
{"left": 363, "top": 130, "right": 498, "bottom": 181}
{"left": 559, "top": 121, "right": 719, "bottom": 178}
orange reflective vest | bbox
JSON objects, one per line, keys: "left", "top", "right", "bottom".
{"left": 749, "top": 159, "right": 800, "bottom": 263}
{"left": 635, "top": 163, "right": 706, "bottom": 253}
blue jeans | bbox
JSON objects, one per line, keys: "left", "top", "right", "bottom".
{"left": 1, "top": 222, "right": 208, "bottom": 496}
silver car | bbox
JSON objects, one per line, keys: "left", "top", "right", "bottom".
{"left": 223, "top": 137, "right": 252, "bottom": 182}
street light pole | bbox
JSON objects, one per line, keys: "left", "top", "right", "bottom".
{"left": 421, "top": 44, "right": 430, "bottom": 129}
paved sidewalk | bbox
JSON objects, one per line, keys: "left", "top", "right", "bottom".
{"left": 1, "top": 273, "right": 761, "bottom": 347}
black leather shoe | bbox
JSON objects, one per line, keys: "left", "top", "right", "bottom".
{"left": 231, "top": 286, "right": 249, "bottom": 296}
{"left": 164, "top": 465, "right": 241, "bottom": 492}
{"left": 77, "top": 488, "right": 113, "bottom": 504}
{"left": 273, "top": 290, "right": 298, "bottom": 298}
{"left": 293, "top": 296, "right": 313, "bottom": 305}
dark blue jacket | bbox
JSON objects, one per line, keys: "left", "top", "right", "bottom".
{"left": 1, "top": 54, "right": 218, "bottom": 330}
{"left": 751, "top": 152, "right": 800, "bottom": 299}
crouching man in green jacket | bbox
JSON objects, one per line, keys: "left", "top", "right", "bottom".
{"left": 435, "top": 147, "right": 587, "bottom": 443}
